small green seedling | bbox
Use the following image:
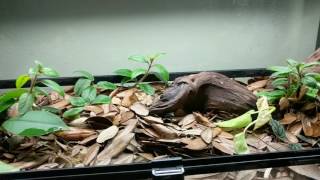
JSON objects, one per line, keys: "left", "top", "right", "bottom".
{"left": 114, "top": 53, "right": 169, "bottom": 95}
{"left": 63, "top": 70, "right": 116, "bottom": 119}
{"left": 257, "top": 59, "right": 320, "bottom": 103}
{"left": 1, "top": 61, "right": 68, "bottom": 137}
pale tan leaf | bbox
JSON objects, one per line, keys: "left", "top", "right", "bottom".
{"left": 55, "top": 127, "right": 96, "bottom": 141}
{"left": 111, "top": 153, "right": 134, "bottom": 165}
{"left": 218, "top": 131, "right": 234, "bottom": 139}
{"left": 69, "top": 117, "right": 88, "bottom": 128}
{"left": 279, "top": 97, "right": 290, "bottom": 111}
{"left": 300, "top": 113, "right": 320, "bottom": 137}
{"left": 182, "top": 129, "right": 203, "bottom": 136}
{"left": 138, "top": 153, "right": 155, "bottom": 161}
{"left": 49, "top": 99, "right": 70, "bottom": 109}
{"left": 111, "top": 97, "right": 122, "bottom": 105}
{"left": 247, "top": 79, "right": 268, "bottom": 91}
{"left": 180, "top": 114, "right": 196, "bottom": 127}
{"left": 193, "top": 112, "right": 214, "bottom": 127}
{"left": 289, "top": 165, "right": 320, "bottom": 180}
{"left": 286, "top": 131, "right": 299, "bottom": 143}
{"left": 151, "top": 124, "right": 178, "bottom": 139}
{"left": 280, "top": 113, "right": 297, "bottom": 125}
{"left": 185, "top": 172, "right": 228, "bottom": 180}
{"left": 84, "top": 105, "right": 103, "bottom": 114}
{"left": 143, "top": 116, "right": 163, "bottom": 124}
{"left": 120, "top": 89, "right": 138, "bottom": 107}
{"left": 83, "top": 143, "right": 100, "bottom": 166}
{"left": 212, "top": 127, "right": 222, "bottom": 138}
{"left": 212, "top": 141, "right": 234, "bottom": 155}
{"left": 96, "top": 125, "right": 119, "bottom": 143}
{"left": 130, "top": 102, "right": 149, "bottom": 116}
{"left": 288, "top": 123, "right": 303, "bottom": 136}
{"left": 182, "top": 138, "right": 208, "bottom": 150}
{"left": 235, "top": 170, "right": 257, "bottom": 180}
{"left": 120, "top": 111, "right": 135, "bottom": 124}
{"left": 201, "top": 128, "right": 213, "bottom": 144}
{"left": 7, "top": 103, "right": 19, "bottom": 118}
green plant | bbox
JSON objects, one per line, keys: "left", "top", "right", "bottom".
{"left": 257, "top": 59, "right": 320, "bottom": 103}
{"left": 63, "top": 70, "right": 116, "bottom": 118}
{"left": 114, "top": 53, "right": 169, "bottom": 95}
{"left": 1, "top": 61, "right": 69, "bottom": 136}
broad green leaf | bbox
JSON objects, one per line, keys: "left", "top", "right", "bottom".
{"left": 74, "top": 78, "right": 91, "bottom": 96}
{"left": 215, "top": 110, "right": 255, "bottom": 129}
{"left": 81, "top": 86, "right": 97, "bottom": 102}
{"left": 114, "top": 69, "right": 132, "bottom": 78}
{"left": 131, "top": 68, "right": 146, "bottom": 79}
{"left": 286, "top": 59, "right": 299, "bottom": 67}
{"left": 96, "top": 81, "right": 117, "bottom": 90}
{"left": 138, "top": 83, "right": 155, "bottom": 95}
{"left": 0, "top": 161, "right": 19, "bottom": 173}
{"left": 271, "top": 78, "right": 287, "bottom": 88}
{"left": 234, "top": 132, "right": 249, "bottom": 154}
{"left": 41, "top": 67, "right": 59, "bottom": 77}
{"left": 18, "top": 93, "right": 34, "bottom": 115}
{"left": 128, "top": 55, "right": 148, "bottom": 63}
{"left": 302, "top": 61, "right": 320, "bottom": 69}
{"left": 148, "top": 53, "right": 166, "bottom": 61}
{"left": 305, "top": 72, "right": 320, "bottom": 81}
{"left": 121, "top": 77, "right": 133, "bottom": 85}
{"left": 28, "top": 67, "right": 37, "bottom": 75}
{"left": 267, "top": 66, "right": 291, "bottom": 73}
{"left": 74, "top": 70, "right": 94, "bottom": 81}
{"left": 69, "top": 97, "right": 88, "bottom": 107}
{"left": 91, "top": 95, "right": 111, "bottom": 105}
{"left": 16, "top": 74, "right": 30, "bottom": 88}
{"left": 41, "top": 106, "right": 61, "bottom": 114}
{"left": 41, "top": 79, "right": 65, "bottom": 97}
{"left": 0, "top": 89, "right": 28, "bottom": 103}
{"left": 302, "top": 76, "right": 318, "bottom": 88}
{"left": 287, "top": 83, "right": 299, "bottom": 97}
{"left": 33, "top": 86, "right": 49, "bottom": 96}
{"left": 305, "top": 87, "right": 318, "bottom": 99}
{"left": 0, "top": 99, "right": 15, "bottom": 113}
{"left": 153, "top": 64, "right": 169, "bottom": 83}
{"left": 2, "top": 110, "right": 68, "bottom": 137}
{"left": 256, "top": 90, "right": 286, "bottom": 103}
{"left": 269, "top": 119, "right": 286, "bottom": 141}
{"left": 63, "top": 107, "right": 84, "bottom": 119}
{"left": 253, "top": 96, "right": 275, "bottom": 130}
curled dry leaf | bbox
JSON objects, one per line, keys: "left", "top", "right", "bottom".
{"left": 280, "top": 113, "right": 297, "bottom": 125}
{"left": 288, "top": 123, "right": 303, "bottom": 136}
{"left": 182, "top": 129, "right": 202, "bottom": 136}
{"left": 212, "top": 141, "right": 234, "bottom": 155}
{"left": 179, "top": 114, "right": 196, "bottom": 128}
{"left": 119, "top": 89, "right": 138, "bottom": 107}
{"left": 111, "top": 97, "right": 122, "bottom": 105}
{"left": 120, "top": 111, "right": 135, "bottom": 124}
{"left": 143, "top": 116, "right": 163, "bottom": 124}
{"left": 111, "top": 153, "right": 134, "bottom": 165}
{"left": 193, "top": 112, "right": 214, "bottom": 127}
{"left": 86, "top": 116, "right": 113, "bottom": 130}
{"left": 201, "top": 128, "right": 213, "bottom": 144}
{"left": 182, "top": 138, "right": 208, "bottom": 151}
{"left": 96, "top": 125, "right": 119, "bottom": 143}
{"left": 218, "top": 131, "right": 234, "bottom": 139}
{"left": 83, "top": 143, "right": 100, "bottom": 166}
{"left": 212, "top": 127, "right": 222, "bottom": 138}
{"left": 285, "top": 131, "right": 299, "bottom": 143}
{"left": 279, "top": 97, "right": 290, "bottom": 111}
{"left": 151, "top": 124, "right": 178, "bottom": 139}
{"left": 247, "top": 79, "right": 268, "bottom": 91}
{"left": 55, "top": 127, "right": 96, "bottom": 141}
{"left": 300, "top": 113, "right": 320, "bottom": 137}
{"left": 69, "top": 117, "right": 88, "bottom": 128}
{"left": 130, "top": 102, "right": 149, "bottom": 116}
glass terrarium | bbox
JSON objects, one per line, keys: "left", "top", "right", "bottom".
{"left": 0, "top": 0, "right": 319, "bottom": 179}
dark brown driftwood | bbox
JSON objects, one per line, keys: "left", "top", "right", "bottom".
{"left": 150, "top": 72, "right": 257, "bottom": 118}
{"left": 305, "top": 48, "right": 320, "bottom": 73}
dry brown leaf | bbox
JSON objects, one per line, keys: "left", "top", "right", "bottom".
{"left": 182, "top": 138, "right": 208, "bottom": 150}
{"left": 288, "top": 123, "right": 303, "bottom": 136}
{"left": 201, "top": 128, "right": 213, "bottom": 144}
{"left": 130, "top": 102, "right": 149, "bottom": 116}
{"left": 7, "top": 103, "right": 19, "bottom": 118}
{"left": 280, "top": 113, "right": 297, "bottom": 125}
{"left": 119, "top": 111, "right": 135, "bottom": 124}
{"left": 144, "top": 128, "right": 160, "bottom": 138}
{"left": 218, "top": 131, "right": 234, "bottom": 139}
{"left": 193, "top": 112, "right": 214, "bottom": 127}
{"left": 69, "top": 117, "right": 88, "bottom": 128}
{"left": 143, "top": 116, "right": 163, "bottom": 124}
{"left": 83, "top": 143, "right": 100, "bottom": 166}
{"left": 235, "top": 170, "right": 257, "bottom": 180}
{"left": 111, "top": 153, "right": 134, "bottom": 165}
{"left": 49, "top": 99, "right": 70, "bottom": 109}
{"left": 212, "top": 141, "right": 234, "bottom": 155}
{"left": 135, "top": 92, "right": 153, "bottom": 106}
{"left": 301, "top": 102, "right": 316, "bottom": 111}
{"left": 182, "top": 129, "right": 202, "bottom": 136}
{"left": 212, "top": 127, "right": 222, "bottom": 138}
{"left": 300, "top": 113, "right": 320, "bottom": 137}
{"left": 180, "top": 114, "right": 196, "bottom": 128}
{"left": 36, "top": 163, "right": 59, "bottom": 170}
{"left": 86, "top": 116, "right": 113, "bottom": 130}
{"left": 285, "top": 131, "right": 299, "bottom": 143}
{"left": 186, "top": 172, "right": 228, "bottom": 180}
{"left": 55, "top": 127, "right": 96, "bottom": 141}
{"left": 11, "top": 155, "right": 49, "bottom": 169}
{"left": 138, "top": 153, "right": 154, "bottom": 161}
{"left": 84, "top": 105, "right": 104, "bottom": 114}
{"left": 247, "top": 79, "right": 268, "bottom": 91}
{"left": 111, "top": 97, "right": 122, "bottom": 105}
{"left": 279, "top": 97, "right": 290, "bottom": 111}
{"left": 120, "top": 89, "right": 138, "bottom": 107}
{"left": 151, "top": 124, "right": 178, "bottom": 139}
{"left": 246, "top": 134, "right": 272, "bottom": 150}
{"left": 96, "top": 125, "right": 119, "bottom": 143}
{"left": 289, "top": 165, "right": 320, "bottom": 180}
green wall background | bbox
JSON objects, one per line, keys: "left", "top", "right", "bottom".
{"left": 0, "top": 0, "right": 319, "bottom": 79}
